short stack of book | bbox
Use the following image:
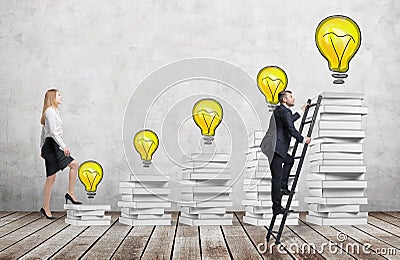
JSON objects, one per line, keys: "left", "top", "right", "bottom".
{"left": 305, "top": 92, "right": 368, "bottom": 225}
{"left": 118, "top": 174, "right": 171, "bottom": 225}
{"left": 179, "top": 153, "right": 233, "bottom": 225}
{"left": 64, "top": 204, "right": 111, "bottom": 226}
{"left": 242, "top": 130, "right": 299, "bottom": 226}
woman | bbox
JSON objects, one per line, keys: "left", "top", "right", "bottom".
{"left": 40, "top": 89, "right": 81, "bottom": 219}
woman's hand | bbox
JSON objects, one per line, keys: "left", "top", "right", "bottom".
{"left": 63, "top": 147, "right": 71, "bottom": 157}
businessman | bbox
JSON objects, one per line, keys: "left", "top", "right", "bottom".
{"left": 260, "top": 90, "right": 311, "bottom": 215}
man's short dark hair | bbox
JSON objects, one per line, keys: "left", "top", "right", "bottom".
{"left": 278, "top": 90, "right": 292, "bottom": 103}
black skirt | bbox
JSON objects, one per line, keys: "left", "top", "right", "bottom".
{"left": 41, "top": 137, "right": 74, "bottom": 177}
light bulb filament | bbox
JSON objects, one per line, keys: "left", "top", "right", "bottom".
{"left": 83, "top": 169, "right": 100, "bottom": 190}
{"left": 323, "top": 32, "right": 356, "bottom": 69}
{"left": 138, "top": 138, "right": 154, "bottom": 159}
{"left": 262, "top": 77, "right": 283, "bottom": 102}
{"left": 198, "top": 109, "right": 220, "bottom": 134}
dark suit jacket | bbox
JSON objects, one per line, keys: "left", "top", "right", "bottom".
{"left": 261, "top": 105, "right": 304, "bottom": 159}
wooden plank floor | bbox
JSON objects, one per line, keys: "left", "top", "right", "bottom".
{"left": 0, "top": 211, "right": 399, "bottom": 259}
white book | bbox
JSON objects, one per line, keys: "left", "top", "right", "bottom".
{"left": 317, "top": 121, "right": 362, "bottom": 130}
{"left": 64, "top": 204, "right": 111, "bottom": 211}
{"left": 312, "top": 137, "right": 364, "bottom": 144}
{"left": 182, "top": 172, "right": 231, "bottom": 180}
{"left": 119, "top": 187, "right": 170, "bottom": 195}
{"left": 304, "top": 197, "right": 368, "bottom": 205}
{"left": 248, "top": 131, "right": 264, "bottom": 147}
{"left": 121, "top": 207, "right": 164, "bottom": 215}
{"left": 185, "top": 161, "right": 228, "bottom": 169}
{"left": 305, "top": 215, "right": 367, "bottom": 226}
{"left": 310, "top": 160, "right": 364, "bottom": 166}
{"left": 128, "top": 174, "right": 169, "bottom": 182}
{"left": 243, "top": 216, "right": 298, "bottom": 226}
{"left": 118, "top": 200, "right": 171, "bottom": 208}
{"left": 179, "top": 216, "right": 232, "bottom": 226}
{"left": 319, "top": 105, "right": 368, "bottom": 115}
{"left": 121, "top": 213, "right": 171, "bottom": 220}
{"left": 246, "top": 146, "right": 263, "bottom": 154}
{"left": 66, "top": 214, "right": 111, "bottom": 221}
{"left": 120, "top": 181, "right": 168, "bottom": 188}
{"left": 318, "top": 92, "right": 364, "bottom": 99}
{"left": 181, "top": 179, "right": 230, "bottom": 187}
{"left": 243, "top": 178, "right": 271, "bottom": 185}
{"left": 245, "top": 212, "right": 299, "bottom": 219}
{"left": 181, "top": 207, "right": 226, "bottom": 215}
{"left": 308, "top": 113, "right": 362, "bottom": 121}
{"left": 245, "top": 169, "right": 270, "bottom": 178}
{"left": 180, "top": 212, "right": 233, "bottom": 220}
{"left": 182, "top": 168, "right": 229, "bottom": 174}
{"left": 307, "top": 180, "right": 367, "bottom": 188}
{"left": 181, "top": 186, "right": 232, "bottom": 194}
{"left": 183, "top": 153, "right": 229, "bottom": 163}
{"left": 65, "top": 218, "right": 111, "bottom": 226}
{"left": 121, "top": 194, "right": 167, "bottom": 202}
{"left": 308, "top": 188, "right": 365, "bottom": 197}
{"left": 67, "top": 210, "right": 105, "bottom": 216}
{"left": 312, "top": 130, "right": 365, "bottom": 138}
{"left": 308, "top": 204, "right": 360, "bottom": 212}
{"left": 246, "top": 159, "right": 269, "bottom": 168}
{"left": 243, "top": 184, "right": 271, "bottom": 192}
{"left": 321, "top": 99, "right": 363, "bottom": 106}
{"left": 182, "top": 193, "right": 230, "bottom": 201}
{"left": 309, "top": 143, "right": 363, "bottom": 153}
{"left": 246, "top": 150, "right": 267, "bottom": 160}
{"left": 245, "top": 192, "right": 269, "bottom": 200}
{"left": 119, "top": 216, "right": 171, "bottom": 226}
{"left": 308, "top": 210, "right": 368, "bottom": 218}
{"left": 307, "top": 173, "right": 365, "bottom": 181}
{"left": 181, "top": 200, "right": 233, "bottom": 208}
{"left": 242, "top": 200, "right": 299, "bottom": 207}
{"left": 309, "top": 152, "right": 364, "bottom": 161}
{"left": 310, "top": 165, "right": 366, "bottom": 173}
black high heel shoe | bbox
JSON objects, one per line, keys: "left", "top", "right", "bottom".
{"left": 65, "top": 193, "right": 82, "bottom": 204}
{"left": 40, "top": 207, "right": 57, "bottom": 220}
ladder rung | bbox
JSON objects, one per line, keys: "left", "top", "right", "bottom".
{"left": 309, "top": 103, "right": 318, "bottom": 107}
{"left": 304, "top": 120, "right": 313, "bottom": 124}
{"left": 293, "top": 156, "right": 302, "bottom": 160}
{"left": 289, "top": 175, "right": 296, "bottom": 178}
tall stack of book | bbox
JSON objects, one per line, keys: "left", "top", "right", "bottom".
{"left": 305, "top": 92, "right": 368, "bottom": 225}
{"left": 118, "top": 174, "right": 171, "bottom": 225}
{"left": 179, "top": 153, "right": 233, "bottom": 225}
{"left": 242, "top": 130, "right": 299, "bottom": 226}
{"left": 64, "top": 204, "right": 111, "bottom": 226}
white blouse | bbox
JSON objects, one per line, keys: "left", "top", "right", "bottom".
{"left": 40, "top": 107, "right": 67, "bottom": 149}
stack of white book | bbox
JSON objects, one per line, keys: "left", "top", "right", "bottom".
{"left": 305, "top": 92, "right": 368, "bottom": 225}
{"left": 242, "top": 130, "right": 299, "bottom": 226}
{"left": 179, "top": 153, "right": 233, "bottom": 225}
{"left": 64, "top": 204, "right": 111, "bottom": 226}
{"left": 118, "top": 174, "right": 172, "bottom": 226}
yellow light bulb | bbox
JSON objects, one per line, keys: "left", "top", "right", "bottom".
{"left": 78, "top": 161, "right": 103, "bottom": 199}
{"left": 192, "top": 98, "right": 223, "bottom": 145}
{"left": 257, "top": 66, "right": 288, "bottom": 105}
{"left": 315, "top": 15, "right": 361, "bottom": 84}
{"left": 133, "top": 129, "right": 159, "bottom": 167}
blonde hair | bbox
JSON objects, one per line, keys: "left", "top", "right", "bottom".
{"left": 40, "top": 89, "right": 58, "bottom": 125}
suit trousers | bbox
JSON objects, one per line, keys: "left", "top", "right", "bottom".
{"left": 269, "top": 152, "right": 294, "bottom": 211}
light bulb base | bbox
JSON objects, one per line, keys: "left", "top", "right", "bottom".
{"left": 332, "top": 73, "right": 348, "bottom": 84}
{"left": 267, "top": 104, "right": 278, "bottom": 112}
{"left": 87, "top": 192, "right": 96, "bottom": 199}
{"left": 203, "top": 136, "right": 214, "bottom": 145}
{"left": 142, "top": 160, "right": 152, "bottom": 167}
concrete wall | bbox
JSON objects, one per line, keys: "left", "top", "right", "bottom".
{"left": 0, "top": 0, "right": 399, "bottom": 211}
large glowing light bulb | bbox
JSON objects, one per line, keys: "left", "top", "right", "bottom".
{"left": 315, "top": 15, "right": 361, "bottom": 84}
{"left": 133, "top": 129, "right": 159, "bottom": 167}
{"left": 257, "top": 66, "right": 288, "bottom": 106}
{"left": 78, "top": 161, "right": 103, "bottom": 199}
{"left": 192, "top": 98, "right": 223, "bottom": 145}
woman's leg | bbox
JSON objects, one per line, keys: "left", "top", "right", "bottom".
{"left": 43, "top": 174, "right": 56, "bottom": 216}
{"left": 68, "top": 160, "right": 79, "bottom": 200}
